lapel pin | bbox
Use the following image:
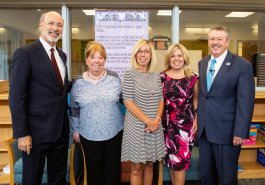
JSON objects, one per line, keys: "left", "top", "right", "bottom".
{"left": 226, "top": 62, "right": 231, "bottom": 66}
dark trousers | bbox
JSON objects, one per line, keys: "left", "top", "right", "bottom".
{"left": 22, "top": 136, "right": 69, "bottom": 185}
{"left": 199, "top": 131, "right": 241, "bottom": 185}
{"left": 80, "top": 130, "right": 123, "bottom": 185}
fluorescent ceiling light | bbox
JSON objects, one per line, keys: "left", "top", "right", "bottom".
{"left": 157, "top": 10, "right": 171, "bottom": 16}
{"left": 225, "top": 12, "right": 254, "bottom": 18}
{"left": 185, "top": 27, "right": 211, "bottom": 33}
{"left": 72, "top": 27, "right": 80, "bottom": 34}
{"left": 82, "top": 10, "right": 95, "bottom": 16}
{"left": 157, "top": 10, "right": 182, "bottom": 16}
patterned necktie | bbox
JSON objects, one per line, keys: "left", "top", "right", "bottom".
{"left": 50, "top": 48, "right": 63, "bottom": 87}
{"left": 206, "top": 58, "right": 217, "bottom": 91}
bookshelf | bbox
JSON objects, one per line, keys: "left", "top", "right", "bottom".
{"left": 0, "top": 92, "right": 12, "bottom": 166}
{"left": 0, "top": 89, "right": 265, "bottom": 180}
{"left": 238, "top": 90, "right": 265, "bottom": 179}
{"left": 0, "top": 165, "right": 9, "bottom": 184}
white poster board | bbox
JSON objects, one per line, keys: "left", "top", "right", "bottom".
{"left": 95, "top": 10, "right": 148, "bottom": 79}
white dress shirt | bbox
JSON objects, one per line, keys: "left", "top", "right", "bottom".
{"left": 207, "top": 49, "right": 228, "bottom": 80}
{"left": 39, "top": 37, "right": 66, "bottom": 83}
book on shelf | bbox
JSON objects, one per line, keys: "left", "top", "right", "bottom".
{"left": 250, "top": 123, "right": 260, "bottom": 129}
{"left": 257, "top": 128, "right": 265, "bottom": 143}
{"left": 259, "top": 124, "right": 265, "bottom": 132}
{"left": 243, "top": 124, "right": 258, "bottom": 145}
{"left": 257, "top": 149, "right": 265, "bottom": 167}
{"left": 238, "top": 164, "right": 243, "bottom": 172}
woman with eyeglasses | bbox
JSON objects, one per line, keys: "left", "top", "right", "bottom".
{"left": 121, "top": 39, "right": 166, "bottom": 185}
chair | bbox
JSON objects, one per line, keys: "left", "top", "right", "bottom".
{"left": 120, "top": 161, "right": 131, "bottom": 182}
{"left": 5, "top": 138, "right": 86, "bottom": 185}
{"left": 157, "top": 146, "right": 200, "bottom": 185}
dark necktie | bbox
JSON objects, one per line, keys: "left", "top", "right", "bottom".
{"left": 50, "top": 48, "right": 63, "bottom": 87}
{"left": 206, "top": 58, "right": 217, "bottom": 91}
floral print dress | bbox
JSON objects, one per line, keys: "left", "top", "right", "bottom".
{"left": 160, "top": 72, "right": 198, "bottom": 170}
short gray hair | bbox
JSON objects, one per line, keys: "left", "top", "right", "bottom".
{"left": 208, "top": 26, "right": 230, "bottom": 40}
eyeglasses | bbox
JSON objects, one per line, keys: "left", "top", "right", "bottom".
{"left": 136, "top": 50, "right": 152, "bottom": 55}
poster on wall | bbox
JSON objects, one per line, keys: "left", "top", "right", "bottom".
{"left": 95, "top": 10, "right": 148, "bottom": 79}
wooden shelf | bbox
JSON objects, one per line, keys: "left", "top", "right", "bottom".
{"left": 252, "top": 115, "right": 265, "bottom": 122}
{"left": 0, "top": 92, "right": 10, "bottom": 166}
{"left": 0, "top": 93, "right": 8, "bottom": 100}
{"left": 0, "top": 117, "right": 11, "bottom": 125}
{"left": 255, "top": 91, "right": 265, "bottom": 99}
{"left": 238, "top": 161, "right": 265, "bottom": 179}
{"left": 242, "top": 140, "right": 265, "bottom": 149}
{"left": 0, "top": 141, "right": 7, "bottom": 152}
{"left": 0, "top": 164, "right": 10, "bottom": 184}
{"left": 0, "top": 172, "right": 10, "bottom": 184}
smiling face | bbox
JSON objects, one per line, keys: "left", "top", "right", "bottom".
{"left": 169, "top": 48, "right": 185, "bottom": 71}
{"left": 39, "top": 12, "right": 64, "bottom": 46}
{"left": 135, "top": 43, "right": 152, "bottom": 71}
{"left": 86, "top": 51, "right": 106, "bottom": 73}
{"left": 208, "top": 29, "right": 229, "bottom": 58}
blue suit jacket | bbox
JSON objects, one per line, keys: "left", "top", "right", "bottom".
{"left": 197, "top": 50, "right": 255, "bottom": 144}
{"left": 9, "top": 39, "right": 69, "bottom": 142}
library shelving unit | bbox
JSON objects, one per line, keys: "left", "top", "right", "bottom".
{"left": 0, "top": 92, "right": 11, "bottom": 184}
{"left": 0, "top": 92, "right": 12, "bottom": 167}
{"left": 238, "top": 90, "right": 265, "bottom": 178}
{"left": 0, "top": 90, "right": 265, "bottom": 180}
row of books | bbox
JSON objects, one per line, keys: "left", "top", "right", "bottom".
{"left": 242, "top": 123, "right": 265, "bottom": 145}
{"left": 243, "top": 123, "right": 259, "bottom": 145}
{"left": 239, "top": 124, "right": 265, "bottom": 170}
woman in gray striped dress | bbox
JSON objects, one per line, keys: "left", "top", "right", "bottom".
{"left": 121, "top": 39, "right": 166, "bottom": 185}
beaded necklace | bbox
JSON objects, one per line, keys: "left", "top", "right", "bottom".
{"left": 87, "top": 70, "right": 106, "bottom": 80}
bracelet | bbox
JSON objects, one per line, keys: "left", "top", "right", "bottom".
{"left": 156, "top": 116, "right": 161, "bottom": 121}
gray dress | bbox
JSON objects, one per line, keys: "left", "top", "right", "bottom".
{"left": 121, "top": 69, "right": 166, "bottom": 163}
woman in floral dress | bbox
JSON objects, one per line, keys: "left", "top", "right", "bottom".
{"left": 161, "top": 43, "right": 199, "bottom": 185}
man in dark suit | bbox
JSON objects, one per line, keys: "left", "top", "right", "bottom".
{"left": 9, "top": 11, "right": 69, "bottom": 185}
{"left": 197, "top": 26, "right": 255, "bottom": 185}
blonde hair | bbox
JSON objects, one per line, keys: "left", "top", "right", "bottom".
{"left": 165, "top": 43, "right": 193, "bottom": 77}
{"left": 130, "top": 39, "right": 157, "bottom": 73}
{"left": 84, "top": 41, "right": 107, "bottom": 59}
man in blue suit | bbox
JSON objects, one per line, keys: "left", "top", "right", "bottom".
{"left": 9, "top": 11, "right": 69, "bottom": 185}
{"left": 197, "top": 26, "right": 255, "bottom": 185}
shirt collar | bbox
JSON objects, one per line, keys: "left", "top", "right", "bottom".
{"left": 39, "top": 36, "right": 56, "bottom": 52}
{"left": 210, "top": 49, "right": 228, "bottom": 63}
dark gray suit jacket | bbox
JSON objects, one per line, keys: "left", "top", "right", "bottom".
{"left": 9, "top": 39, "right": 69, "bottom": 142}
{"left": 197, "top": 50, "right": 255, "bottom": 144}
